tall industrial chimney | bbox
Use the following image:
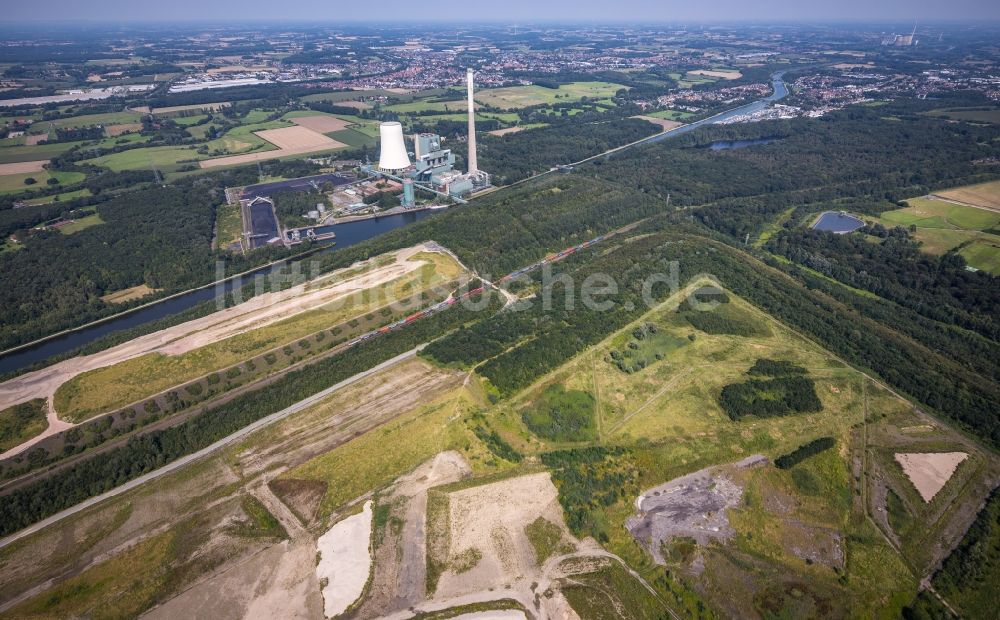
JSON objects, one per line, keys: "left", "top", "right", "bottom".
{"left": 378, "top": 122, "right": 410, "bottom": 171}
{"left": 466, "top": 68, "right": 478, "bottom": 175}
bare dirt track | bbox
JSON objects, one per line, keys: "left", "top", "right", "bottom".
{"left": 632, "top": 115, "right": 684, "bottom": 131}
{"left": 0, "top": 160, "right": 48, "bottom": 174}
{"left": 290, "top": 115, "right": 352, "bottom": 134}
{"left": 0, "top": 245, "right": 439, "bottom": 459}
{"left": 487, "top": 127, "right": 526, "bottom": 136}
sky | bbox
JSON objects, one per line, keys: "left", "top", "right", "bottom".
{"left": 3, "top": 0, "right": 999, "bottom": 23}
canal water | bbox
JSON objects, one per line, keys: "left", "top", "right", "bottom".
{"left": 0, "top": 210, "right": 435, "bottom": 374}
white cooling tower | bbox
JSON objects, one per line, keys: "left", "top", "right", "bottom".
{"left": 378, "top": 122, "right": 410, "bottom": 171}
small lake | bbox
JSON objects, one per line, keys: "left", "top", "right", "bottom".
{"left": 812, "top": 211, "right": 865, "bottom": 234}
{"left": 709, "top": 138, "right": 779, "bottom": 151}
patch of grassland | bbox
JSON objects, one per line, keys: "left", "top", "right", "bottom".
{"left": 0, "top": 141, "right": 85, "bottom": 164}
{"left": 525, "top": 516, "right": 573, "bottom": 564}
{"left": 214, "top": 200, "right": 244, "bottom": 250}
{"left": 40, "top": 111, "right": 143, "bottom": 129}
{"left": 84, "top": 144, "right": 203, "bottom": 172}
{"left": 958, "top": 239, "right": 1000, "bottom": 274}
{"left": 882, "top": 197, "right": 1000, "bottom": 230}
{"left": 171, "top": 114, "right": 208, "bottom": 126}
{"left": 0, "top": 169, "right": 85, "bottom": 194}
{"left": 646, "top": 109, "right": 694, "bottom": 121}
{"left": 410, "top": 599, "right": 528, "bottom": 620}
{"left": 284, "top": 384, "right": 485, "bottom": 518}
{"left": 58, "top": 212, "right": 104, "bottom": 234}
{"left": 450, "top": 547, "right": 482, "bottom": 573}
{"left": 521, "top": 384, "right": 597, "bottom": 443}
{"left": 23, "top": 188, "right": 92, "bottom": 205}
{"left": 6, "top": 528, "right": 177, "bottom": 619}
{"left": 0, "top": 398, "right": 47, "bottom": 452}
{"left": 560, "top": 559, "right": 670, "bottom": 620}
{"left": 231, "top": 494, "right": 287, "bottom": 539}
{"left": 924, "top": 107, "right": 1000, "bottom": 124}
{"left": 474, "top": 81, "right": 626, "bottom": 109}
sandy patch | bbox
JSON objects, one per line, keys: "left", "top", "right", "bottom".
{"left": 895, "top": 452, "right": 968, "bottom": 502}
{"left": 0, "top": 160, "right": 48, "bottom": 175}
{"left": 487, "top": 126, "right": 525, "bottom": 137}
{"left": 290, "top": 115, "right": 352, "bottom": 134}
{"left": 436, "top": 472, "right": 572, "bottom": 598}
{"left": 24, "top": 134, "right": 47, "bottom": 146}
{"left": 105, "top": 123, "right": 142, "bottom": 137}
{"left": 256, "top": 125, "right": 339, "bottom": 150}
{"left": 688, "top": 69, "right": 742, "bottom": 79}
{"left": 632, "top": 115, "right": 684, "bottom": 131}
{"left": 316, "top": 500, "right": 373, "bottom": 618}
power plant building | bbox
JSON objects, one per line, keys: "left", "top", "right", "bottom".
{"left": 372, "top": 67, "right": 490, "bottom": 203}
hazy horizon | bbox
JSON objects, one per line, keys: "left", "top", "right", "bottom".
{"left": 3, "top": 0, "right": 999, "bottom": 24}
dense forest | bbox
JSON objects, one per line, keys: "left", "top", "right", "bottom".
{"left": 0, "top": 162, "right": 317, "bottom": 352}
{"left": 767, "top": 227, "right": 999, "bottom": 342}
{"left": 906, "top": 489, "right": 1000, "bottom": 619}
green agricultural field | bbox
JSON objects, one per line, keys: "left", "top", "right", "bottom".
{"left": 36, "top": 110, "right": 142, "bottom": 130}
{"left": 474, "top": 81, "right": 626, "bottom": 109}
{"left": 0, "top": 141, "right": 84, "bottom": 164}
{"left": 329, "top": 128, "right": 377, "bottom": 148}
{"left": 84, "top": 144, "right": 203, "bottom": 172}
{"left": 171, "top": 114, "right": 208, "bottom": 126}
{"left": 877, "top": 197, "right": 1000, "bottom": 273}
{"left": 925, "top": 107, "right": 1000, "bottom": 124}
{"left": 647, "top": 109, "right": 694, "bottom": 121}
{"left": 239, "top": 109, "right": 274, "bottom": 124}
{"left": 58, "top": 212, "right": 104, "bottom": 235}
{"left": 0, "top": 399, "right": 47, "bottom": 453}
{"left": 0, "top": 169, "right": 85, "bottom": 193}
{"left": 23, "top": 187, "right": 92, "bottom": 205}
{"left": 384, "top": 99, "right": 469, "bottom": 114}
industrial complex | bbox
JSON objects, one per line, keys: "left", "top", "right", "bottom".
{"left": 370, "top": 67, "right": 491, "bottom": 201}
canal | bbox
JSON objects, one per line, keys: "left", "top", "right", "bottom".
{"left": 0, "top": 210, "right": 435, "bottom": 374}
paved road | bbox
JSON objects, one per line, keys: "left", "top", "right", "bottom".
{"left": 0, "top": 346, "right": 425, "bottom": 551}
